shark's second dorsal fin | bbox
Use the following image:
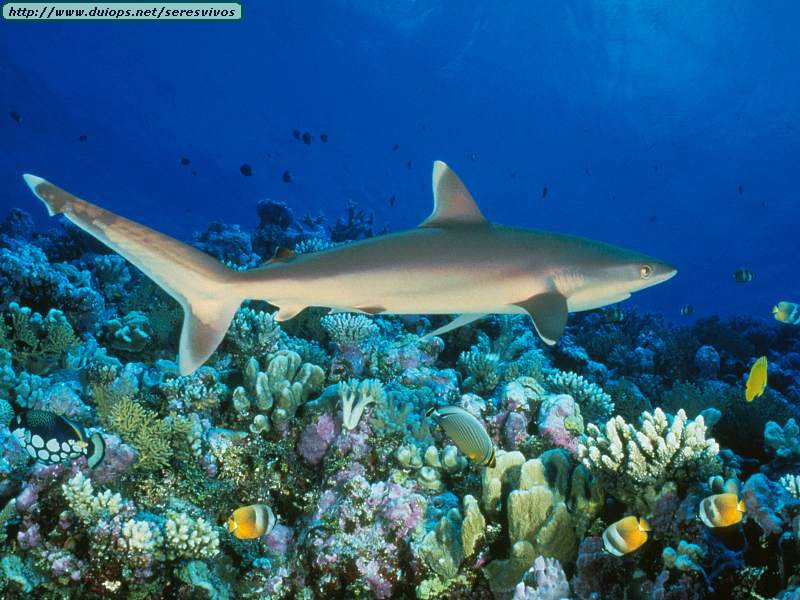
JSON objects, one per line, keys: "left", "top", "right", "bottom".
{"left": 267, "top": 246, "right": 296, "bottom": 264}
{"left": 419, "top": 161, "right": 488, "bottom": 228}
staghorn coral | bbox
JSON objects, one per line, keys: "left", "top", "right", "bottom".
{"left": 578, "top": 408, "right": 721, "bottom": 513}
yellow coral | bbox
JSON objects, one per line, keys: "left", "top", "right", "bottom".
{"left": 108, "top": 398, "right": 172, "bottom": 472}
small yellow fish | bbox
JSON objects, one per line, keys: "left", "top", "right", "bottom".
{"left": 774, "top": 301, "right": 800, "bottom": 325}
{"left": 602, "top": 515, "right": 650, "bottom": 557}
{"left": 426, "top": 406, "right": 495, "bottom": 467}
{"left": 745, "top": 356, "right": 768, "bottom": 402}
{"left": 698, "top": 493, "right": 745, "bottom": 528}
{"left": 227, "top": 504, "right": 275, "bottom": 540}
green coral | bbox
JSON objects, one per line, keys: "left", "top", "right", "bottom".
{"left": 546, "top": 369, "right": 614, "bottom": 423}
{"left": 0, "top": 398, "right": 13, "bottom": 427}
{"left": 106, "top": 398, "right": 173, "bottom": 471}
{"left": 320, "top": 313, "right": 378, "bottom": 348}
{"left": 225, "top": 306, "right": 284, "bottom": 365}
{"left": 0, "top": 302, "right": 78, "bottom": 374}
{"left": 231, "top": 351, "right": 324, "bottom": 433}
{"left": 457, "top": 348, "right": 500, "bottom": 395}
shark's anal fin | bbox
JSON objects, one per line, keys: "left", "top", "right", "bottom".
{"left": 419, "top": 161, "right": 488, "bottom": 228}
{"left": 514, "top": 292, "right": 568, "bottom": 345}
{"left": 422, "top": 313, "right": 486, "bottom": 339}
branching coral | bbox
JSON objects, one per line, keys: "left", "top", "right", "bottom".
{"left": 578, "top": 408, "right": 721, "bottom": 512}
{"left": 0, "top": 302, "right": 78, "bottom": 374}
{"left": 339, "top": 378, "right": 384, "bottom": 430}
{"left": 546, "top": 370, "right": 613, "bottom": 423}
{"left": 457, "top": 347, "right": 500, "bottom": 395}
{"left": 225, "top": 306, "right": 283, "bottom": 364}
{"left": 106, "top": 398, "right": 173, "bottom": 472}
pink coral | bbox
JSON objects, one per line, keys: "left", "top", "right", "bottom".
{"left": 89, "top": 432, "right": 136, "bottom": 485}
{"left": 297, "top": 414, "right": 338, "bottom": 465}
{"left": 538, "top": 394, "right": 582, "bottom": 454}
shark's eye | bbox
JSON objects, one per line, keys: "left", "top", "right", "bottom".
{"left": 640, "top": 265, "right": 653, "bottom": 279}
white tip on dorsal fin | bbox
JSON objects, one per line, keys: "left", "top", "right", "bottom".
{"left": 419, "top": 161, "right": 488, "bottom": 228}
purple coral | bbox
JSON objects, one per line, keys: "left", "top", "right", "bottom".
{"left": 514, "top": 556, "right": 571, "bottom": 600}
{"left": 297, "top": 414, "right": 338, "bottom": 465}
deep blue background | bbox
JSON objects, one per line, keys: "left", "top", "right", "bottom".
{"left": 2, "top": 1, "right": 798, "bottom": 319}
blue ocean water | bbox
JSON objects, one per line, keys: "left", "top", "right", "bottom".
{"left": 1, "top": 0, "right": 799, "bottom": 319}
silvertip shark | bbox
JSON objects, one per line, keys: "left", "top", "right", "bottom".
{"left": 23, "top": 161, "right": 676, "bottom": 375}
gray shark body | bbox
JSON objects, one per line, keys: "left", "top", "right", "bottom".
{"left": 23, "top": 161, "right": 676, "bottom": 375}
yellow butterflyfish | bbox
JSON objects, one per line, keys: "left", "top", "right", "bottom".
{"left": 745, "top": 356, "right": 768, "bottom": 402}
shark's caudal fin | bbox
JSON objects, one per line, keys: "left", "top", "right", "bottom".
{"left": 23, "top": 174, "right": 242, "bottom": 375}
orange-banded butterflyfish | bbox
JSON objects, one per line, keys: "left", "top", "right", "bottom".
{"left": 734, "top": 268, "right": 753, "bottom": 283}
{"left": 227, "top": 504, "right": 276, "bottom": 540}
{"left": 10, "top": 409, "right": 105, "bottom": 469}
{"left": 774, "top": 301, "right": 800, "bottom": 325}
{"left": 680, "top": 304, "right": 694, "bottom": 317}
{"left": 602, "top": 516, "right": 651, "bottom": 557}
{"left": 745, "top": 356, "right": 768, "bottom": 402}
{"left": 425, "top": 405, "right": 495, "bottom": 468}
{"left": 698, "top": 492, "right": 746, "bottom": 528}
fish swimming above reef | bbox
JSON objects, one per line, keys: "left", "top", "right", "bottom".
{"left": 426, "top": 405, "right": 495, "bottom": 467}
{"left": 602, "top": 515, "right": 650, "bottom": 556}
{"left": 10, "top": 410, "right": 105, "bottom": 469}
{"left": 698, "top": 492, "right": 746, "bottom": 528}
{"left": 774, "top": 301, "right": 800, "bottom": 325}
{"left": 227, "top": 503, "right": 275, "bottom": 540}
{"left": 745, "top": 356, "right": 768, "bottom": 402}
{"left": 734, "top": 268, "right": 753, "bottom": 283}
{"left": 23, "top": 161, "right": 676, "bottom": 375}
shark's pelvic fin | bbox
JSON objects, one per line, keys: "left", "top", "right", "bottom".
{"left": 274, "top": 305, "right": 305, "bottom": 321}
{"left": 419, "top": 161, "right": 488, "bottom": 228}
{"left": 423, "top": 313, "right": 486, "bottom": 339}
{"left": 513, "top": 292, "right": 568, "bottom": 345}
{"left": 22, "top": 174, "right": 244, "bottom": 375}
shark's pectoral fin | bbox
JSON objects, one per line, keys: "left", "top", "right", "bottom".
{"left": 274, "top": 305, "right": 305, "bottom": 321}
{"left": 514, "top": 292, "right": 568, "bottom": 345}
{"left": 422, "top": 313, "right": 486, "bottom": 339}
{"left": 419, "top": 162, "right": 488, "bottom": 228}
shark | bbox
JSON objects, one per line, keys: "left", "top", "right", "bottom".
{"left": 22, "top": 161, "right": 676, "bottom": 375}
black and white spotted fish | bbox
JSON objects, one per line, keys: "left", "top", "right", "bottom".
{"left": 426, "top": 405, "right": 495, "bottom": 467}
{"left": 10, "top": 410, "right": 105, "bottom": 469}
{"left": 774, "top": 301, "right": 800, "bottom": 325}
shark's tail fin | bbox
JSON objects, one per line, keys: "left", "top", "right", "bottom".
{"left": 23, "top": 174, "right": 243, "bottom": 375}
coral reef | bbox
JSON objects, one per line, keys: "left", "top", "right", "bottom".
{"left": 1, "top": 200, "right": 800, "bottom": 599}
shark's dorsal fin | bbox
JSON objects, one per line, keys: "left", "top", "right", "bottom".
{"left": 419, "top": 161, "right": 488, "bottom": 228}
{"left": 268, "top": 246, "right": 296, "bottom": 264}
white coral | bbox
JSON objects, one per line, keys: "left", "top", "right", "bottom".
{"left": 339, "top": 379, "right": 384, "bottom": 430}
{"left": 121, "top": 519, "right": 163, "bottom": 553}
{"left": 62, "top": 473, "right": 124, "bottom": 523}
{"left": 164, "top": 510, "right": 220, "bottom": 560}
{"left": 321, "top": 313, "right": 378, "bottom": 348}
{"left": 780, "top": 474, "right": 800, "bottom": 498}
{"left": 578, "top": 408, "right": 720, "bottom": 511}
